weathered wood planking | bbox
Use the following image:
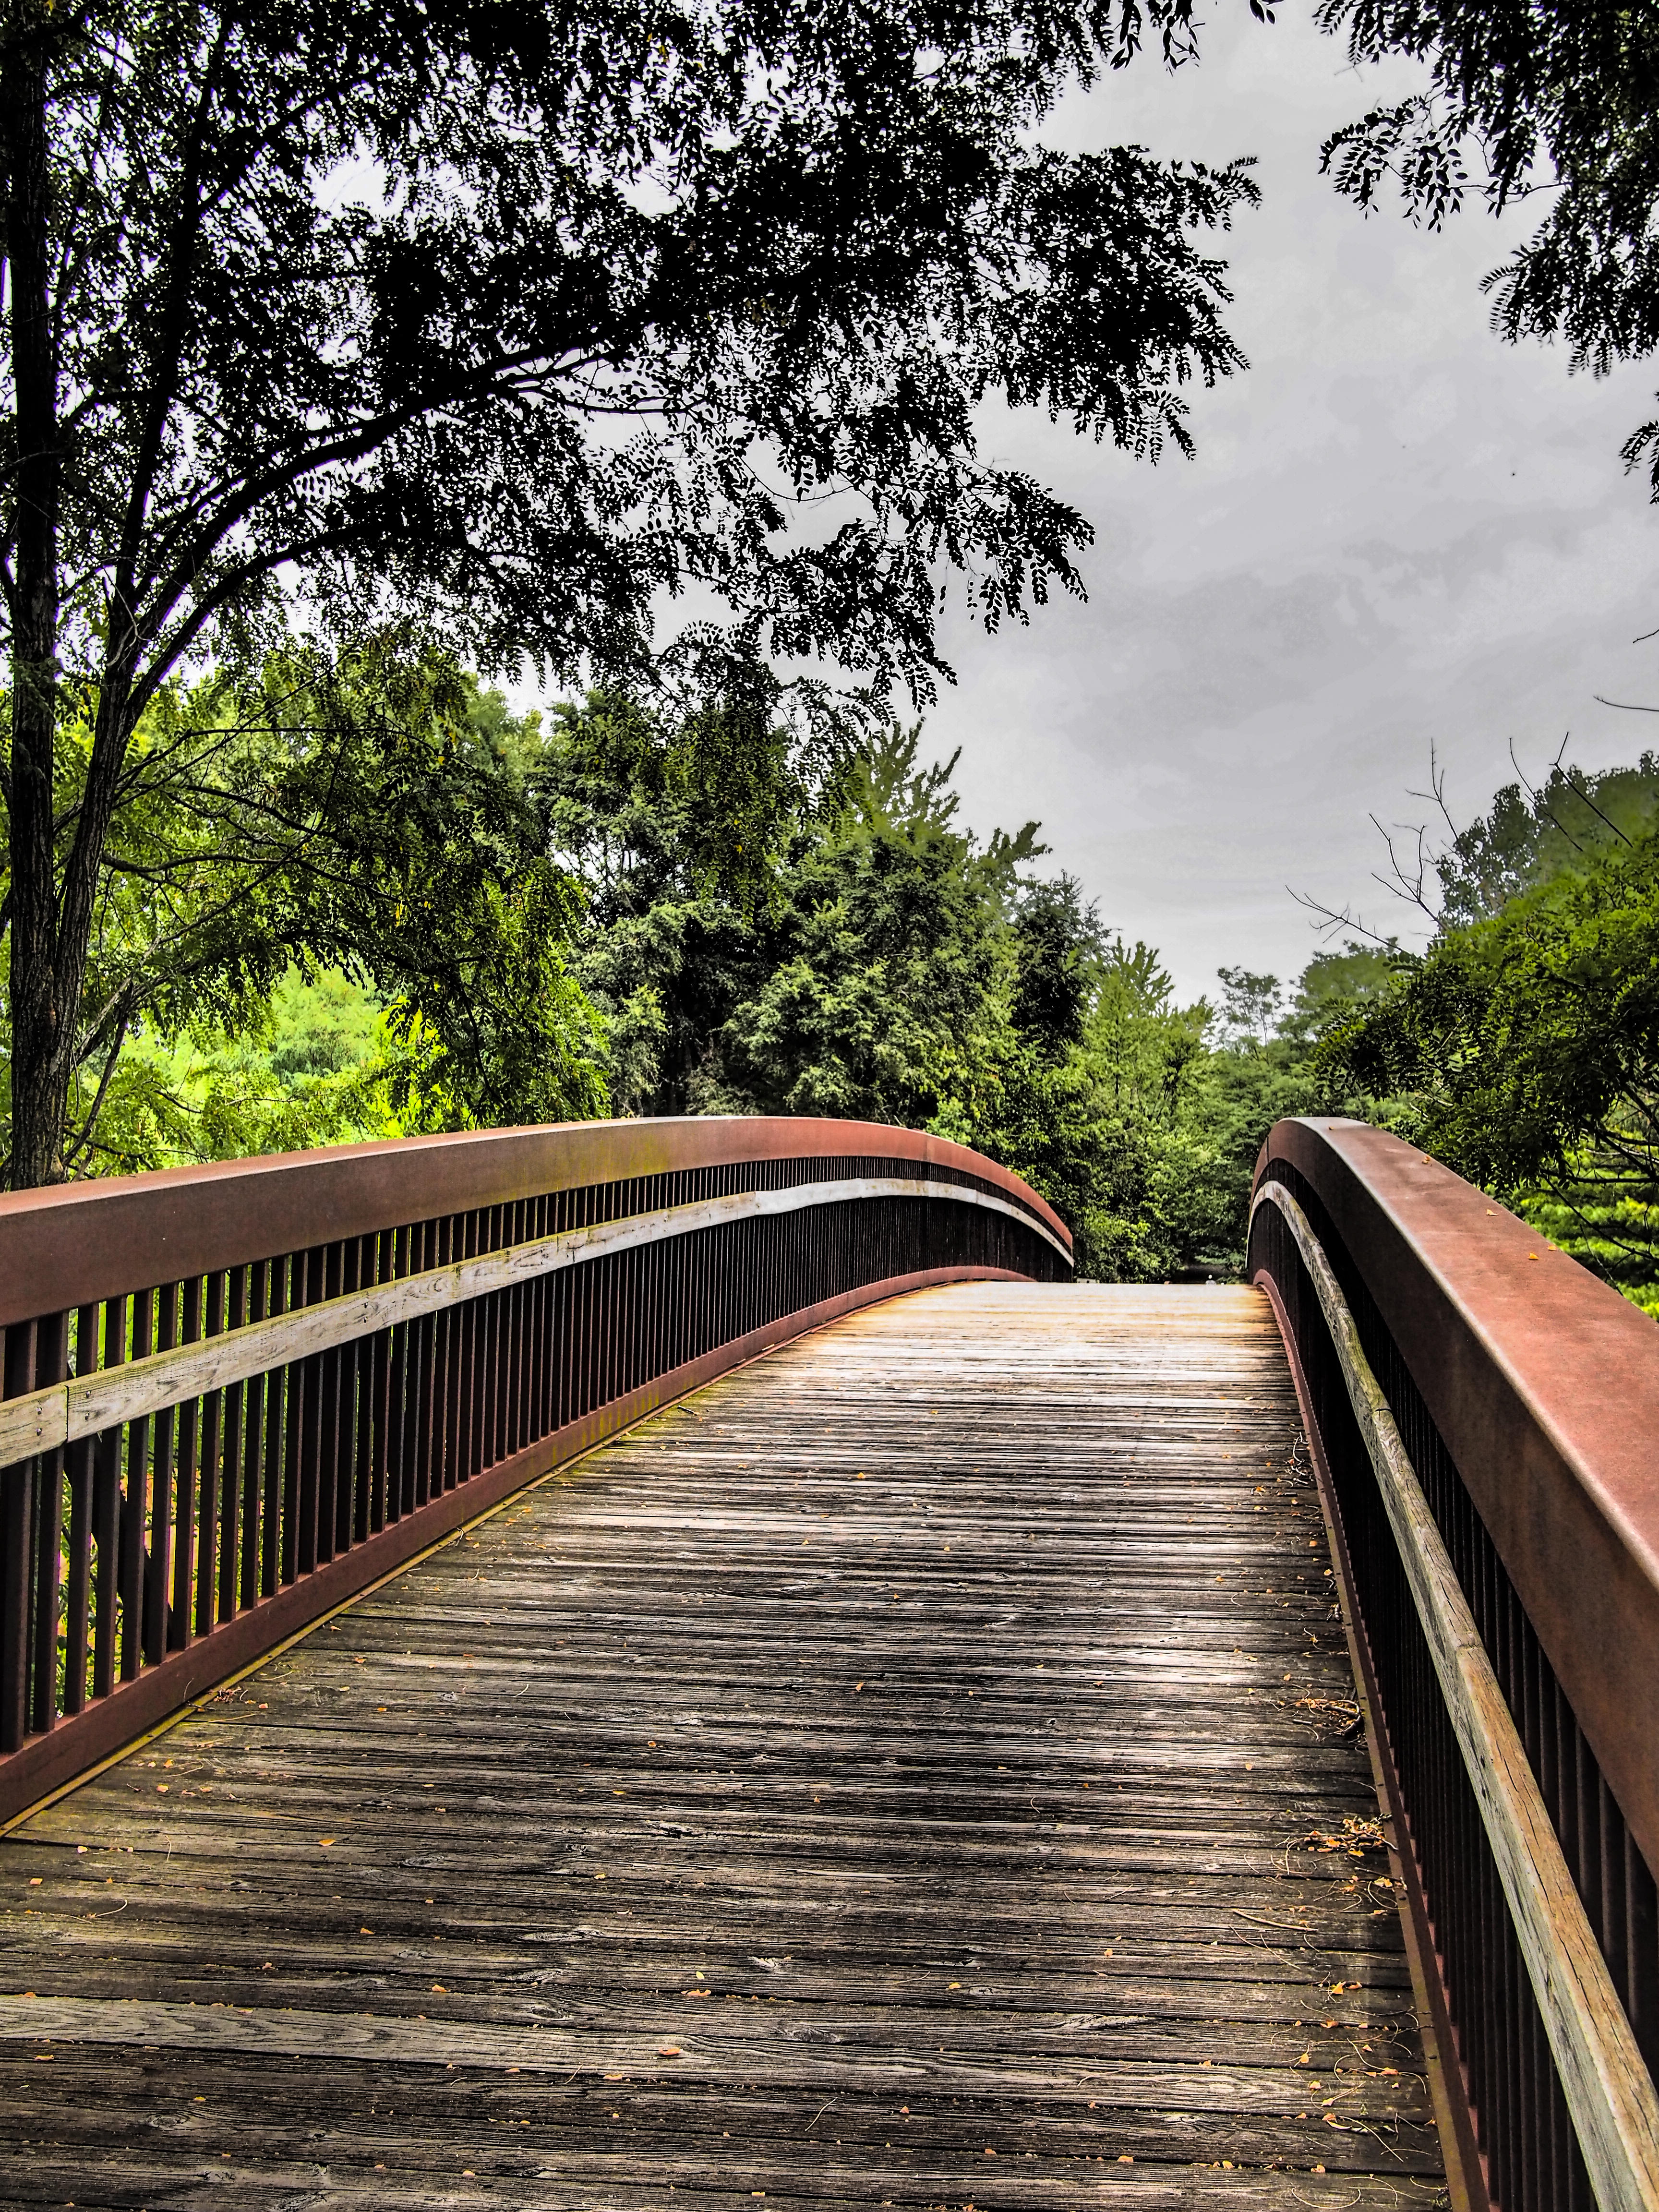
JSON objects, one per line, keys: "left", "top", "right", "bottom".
{"left": 0, "top": 1283, "right": 1445, "bottom": 2208}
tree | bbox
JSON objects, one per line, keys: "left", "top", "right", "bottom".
{"left": 1010, "top": 873, "right": 1100, "bottom": 1052}
{"left": 1319, "top": 766, "right": 1659, "bottom": 1311}
{"left": 1314, "top": 0, "right": 1659, "bottom": 483}
{"left": 531, "top": 690, "right": 815, "bottom": 1116}
{"left": 1, "top": 0, "right": 1260, "bottom": 1185}
{"left": 0, "top": 636, "right": 605, "bottom": 1175}
{"left": 538, "top": 697, "right": 1391, "bottom": 1277}
{"left": 538, "top": 711, "right": 1041, "bottom": 1121}
{"left": 1432, "top": 752, "right": 1659, "bottom": 925}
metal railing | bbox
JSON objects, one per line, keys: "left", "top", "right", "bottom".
{"left": 1249, "top": 1120, "right": 1659, "bottom": 2212}
{"left": 0, "top": 1116, "right": 1070, "bottom": 1824}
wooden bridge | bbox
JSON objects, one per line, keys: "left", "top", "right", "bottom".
{"left": 0, "top": 1120, "right": 1655, "bottom": 2212}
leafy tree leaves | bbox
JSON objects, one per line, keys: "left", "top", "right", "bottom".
{"left": 1319, "top": 757, "right": 1659, "bottom": 1312}
{"left": 1314, "top": 0, "right": 1659, "bottom": 482}
{"left": 4, "top": 0, "right": 1261, "bottom": 1178}
{"left": 0, "top": 634, "right": 605, "bottom": 1174}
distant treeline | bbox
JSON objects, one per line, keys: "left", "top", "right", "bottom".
{"left": 8, "top": 635, "right": 1657, "bottom": 1307}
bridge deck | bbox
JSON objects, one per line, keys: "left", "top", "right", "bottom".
{"left": 0, "top": 1283, "right": 1444, "bottom": 2208}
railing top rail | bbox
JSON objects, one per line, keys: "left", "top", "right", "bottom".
{"left": 0, "top": 1116, "right": 1070, "bottom": 1329}
{"left": 1255, "top": 1116, "right": 1659, "bottom": 1880}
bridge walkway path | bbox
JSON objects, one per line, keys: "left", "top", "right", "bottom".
{"left": 0, "top": 1283, "right": 1444, "bottom": 2209}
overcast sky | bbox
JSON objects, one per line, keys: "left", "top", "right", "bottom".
{"left": 915, "top": 3, "right": 1659, "bottom": 1000}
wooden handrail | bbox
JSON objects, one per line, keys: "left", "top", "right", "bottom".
{"left": 1254, "top": 1178, "right": 1659, "bottom": 2212}
{"left": 0, "top": 1175, "right": 1066, "bottom": 1468}
{"left": 0, "top": 1115, "right": 1070, "bottom": 1327}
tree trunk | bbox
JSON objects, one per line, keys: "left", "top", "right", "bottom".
{"left": 4, "top": 23, "right": 66, "bottom": 1187}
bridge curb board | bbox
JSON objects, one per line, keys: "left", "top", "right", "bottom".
{"left": 1252, "top": 1254, "right": 1487, "bottom": 2212}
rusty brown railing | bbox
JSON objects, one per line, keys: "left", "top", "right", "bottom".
{"left": 1250, "top": 1120, "right": 1659, "bottom": 2212}
{"left": 0, "top": 1116, "right": 1070, "bottom": 1825}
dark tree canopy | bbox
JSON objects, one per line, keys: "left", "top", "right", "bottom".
{"left": 2, "top": 0, "right": 1259, "bottom": 1182}
{"left": 1316, "top": 0, "right": 1659, "bottom": 482}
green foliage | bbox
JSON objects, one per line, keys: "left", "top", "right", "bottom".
{"left": 1284, "top": 942, "right": 1396, "bottom": 1034}
{"left": 1320, "top": 759, "right": 1659, "bottom": 1311}
{"left": 0, "top": 637, "right": 607, "bottom": 1175}
{"left": 6, "top": 0, "right": 1265, "bottom": 1183}
{"left": 26, "top": 0, "right": 1262, "bottom": 712}
{"left": 1315, "top": 0, "right": 1659, "bottom": 420}
{"left": 540, "top": 701, "right": 1370, "bottom": 1278}
{"left": 5, "top": 639, "right": 1392, "bottom": 1283}
{"left": 0, "top": 634, "right": 1406, "bottom": 1294}
{"left": 1434, "top": 753, "right": 1659, "bottom": 925}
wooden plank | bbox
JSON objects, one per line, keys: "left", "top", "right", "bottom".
{"left": 0, "top": 1282, "right": 1444, "bottom": 2205}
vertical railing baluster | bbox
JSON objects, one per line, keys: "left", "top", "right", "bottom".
{"left": 145, "top": 1284, "right": 180, "bottom": 1664}
{"left": 62, "top": 1303, "right": 99, "bottom": 1718}
{"left": 289, "top": 1245, "right": 325, "bottom": 1579}
{"left": 28, "top": 1311, "right": 67, "bottom": 1736}
{"left": 314, "top": 1244, "right": 341, "bottom": 1564}
{"left": 262, "top": 1258, "right": 289, "bottom": 1599}
{"left": 91, "top": 1297, "right": 126, "bottom": 1702}
{"left": 413, "top": 1223, "right": 438, "bottom": 1511}
{"left": 1627, "top": 1830, "right": 1659, "bottom": 2075}
{"left": 457, "top": 1212, "right": 479, "bottom": 1483}
{"left": 434, "top": 1216, "right": 457, "bottom": 1497}
{"left": 121, "top": 1289, "right": 155, "bottom": 1681}
{"left": 170, "top": 1277, "right": 202, "bottom": 1651}
{"left": 240, "top": 1262, "right": 267, "bottom": 1612}
{"left": 0, "top": 1319, "right": 36, "bottom": 1755}
{"left": 381, "top": 1231, "right": 405, "bottom": 1528}
{"left": 219, "top": 1267, "right": 248, "bottom": 1625}
{"left": 196, "top": 1274, "right": 227, "bottom": 1640}
{"left": 350, "top": 1236, "right": 375, "bottom": 1547}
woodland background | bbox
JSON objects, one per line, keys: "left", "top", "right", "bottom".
{"left": 16, "top": 635, "right": 1659, "bottom": 1306}
{"left": 7, "top": 0, "right": 1659, "bottom": 1303}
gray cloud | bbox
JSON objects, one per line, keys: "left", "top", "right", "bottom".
{"left": 921, "top": 7, "right": 1657, "bottom": 995}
